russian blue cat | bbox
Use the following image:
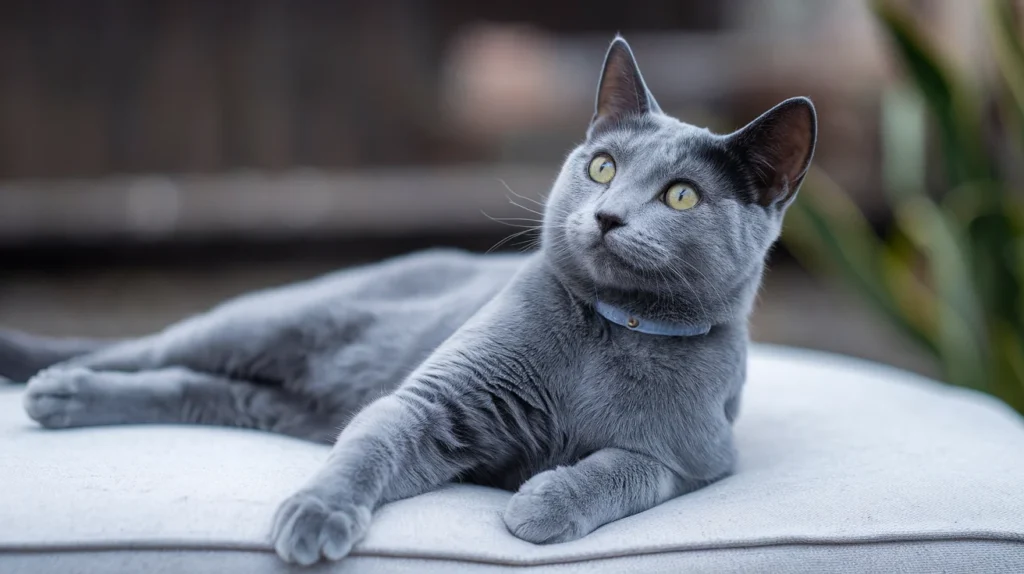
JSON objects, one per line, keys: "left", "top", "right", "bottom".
{"left": 2, "top": 37, "right": 815, "bottom": 565}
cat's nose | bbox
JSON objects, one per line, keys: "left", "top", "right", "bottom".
{"left": 594, "top": 212, "right": 625, "bottom": 235}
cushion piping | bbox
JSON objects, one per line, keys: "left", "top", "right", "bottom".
{"left": 3, "top": 531, "right": 1024, "bottom": 567}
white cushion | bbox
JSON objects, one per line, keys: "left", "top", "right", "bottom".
{"left": 2, "top": 345, "right": 1023, "bottom": 573}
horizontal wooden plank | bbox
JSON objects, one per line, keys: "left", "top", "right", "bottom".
{"left": 0, "top": 166, "right": 556, "bottom": 243}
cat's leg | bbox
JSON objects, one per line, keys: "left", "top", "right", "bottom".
{"left": 63, "top": 336, "right": 163, "bottom": 372}
{"left": 270, "top": 383, "right": 516, "bottom": 565}
{"left": 63, "top": 308, "right": 267, "bottom": 374}
{"left": 503, "top": 448, "right": 727, "bottom": 544}
{"left": 0, "top": 316, "right": 211, "bottom": 378}
{"left": 23, "top": 366, "right": 344, "bottom": 443}
{"left": 60, "top": 312, "right": 317, "bottom": 388}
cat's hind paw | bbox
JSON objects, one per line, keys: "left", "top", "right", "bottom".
{"left": 271, "top": 490, "right": 371, "bottom": 565}
{"left": 23, "top": 366, "right": 94, "bottom": 428}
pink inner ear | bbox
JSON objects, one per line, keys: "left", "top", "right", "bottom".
{"left": 778, "top": 112, "right": 814, "bottom": 181}
{"left": 774, "top": 132, "right": 811, "bottom": 183}
{"left": 597, "top": 59, "right": 639, "bottom": 119}
{"left": 748, "top": 102, "right": 815, "bottom": 205}
{"left": 594, "top": 41, "right": 652, "bottom": 123}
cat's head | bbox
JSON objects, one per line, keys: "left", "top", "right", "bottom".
{"left": 542, "top": 36, "right": 816, "bottom": 324}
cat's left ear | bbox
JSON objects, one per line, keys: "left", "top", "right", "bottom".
{"left": 727, "top": 97, "right": 817, "bottom": 207}
{"left": 589, "top": 36, "right": 662, "bottom": 136}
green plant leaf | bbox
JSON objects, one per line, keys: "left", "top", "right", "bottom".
{"left": 879, "top": 231, "right": 937, "bottom": 338}
{"left": 783, "top": 169, "right": 940, "bottom": 356}
{"left": 871, "top": 0, "right": 994, "bottom": 187}
{"left": 992, "top": 320, "right": 1024, "bottom": 412}
{"left": 881, "top": 85, "right": 928, "bottom": 204}
{"left": 894, "top": 197, "right": 990, "bottom": 390}
{"left": 784, "top": 1, "right": 1024, "bottom": 414}
{"left": 987, "top": 0, "right": 1024, "bottom": 135}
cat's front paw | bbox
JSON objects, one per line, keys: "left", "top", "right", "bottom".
{"left": 271, "top": 490, "right": 371, "bottom": 565}
{"left": 503, "top": 468, "right": 588, "bottom": 544}
{"left": 23, "top": 367, "right": 94, "bottom": 428}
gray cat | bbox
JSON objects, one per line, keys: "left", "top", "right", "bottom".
{"left": 1, "top": 37, "right": 816, "bottom": 565}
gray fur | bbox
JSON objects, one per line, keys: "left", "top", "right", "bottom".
{"left": 4, "top": 37, "right": 816, "bottom": 565}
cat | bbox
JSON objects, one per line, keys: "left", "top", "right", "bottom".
{"left": 1, "top": 37, "right": 816, "bottom": 565}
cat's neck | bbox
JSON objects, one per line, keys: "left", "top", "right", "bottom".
{"left": 537, "top": 255, "right": 759, "bottom": 329}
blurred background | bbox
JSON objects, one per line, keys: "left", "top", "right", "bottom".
{"left": 1, "top": 0, "right": 1022, "bottom": 404}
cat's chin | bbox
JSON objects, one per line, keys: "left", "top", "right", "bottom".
{"left": 553, "top": 229, "right": 651, "bottom": 290}
{"left": 578, "top": 249, "right": 646, "bottom": 290}
{"left": 545, "top": 247, "right": 631, "bottom": 291}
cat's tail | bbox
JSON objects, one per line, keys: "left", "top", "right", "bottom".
{"left": 0, "top": 328, "right": 115, "bottom": 383}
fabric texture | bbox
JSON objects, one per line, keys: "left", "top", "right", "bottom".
{"left": 2, "top": 345, "right": 1023, "bottom": 573}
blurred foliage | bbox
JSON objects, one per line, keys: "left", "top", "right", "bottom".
{"left": 784, "top": 0, "right": 1024, "bottom": 414}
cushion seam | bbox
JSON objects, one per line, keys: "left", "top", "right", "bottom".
{"left": 2, "top": 532, "right": 1024, "bottom": 567}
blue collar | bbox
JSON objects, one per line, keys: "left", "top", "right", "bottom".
{"left": 594, "top": 300, "right": 711, "bottom": 337}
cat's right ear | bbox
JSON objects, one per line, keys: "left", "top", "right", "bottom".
{"left": 589, "top": 36, "right": 661, "bottom": 137}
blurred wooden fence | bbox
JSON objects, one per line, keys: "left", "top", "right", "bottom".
{"left": 0, "top": 0, "right": 466, "bottom": 178}
{"left": 0, "top": 0, "right": 726, "bottom": 179}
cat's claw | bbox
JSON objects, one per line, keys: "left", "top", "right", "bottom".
{"left": 271, "top": 490, "right": 371, "bottom": 565}
{"left": 23, "top": 366, "right": 94, "bottom": 428}
{"left": 503, "top": 468, "right": 589, "bottom": 544}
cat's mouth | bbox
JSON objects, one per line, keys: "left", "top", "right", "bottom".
{"left": 602, "top": 242, "right": 644, "bottom": 272}
{"left": 561, "top": 225, "right": 648, "bottom": 286}
{"left": 584, "top": 234, "right": 649, "bottom": 281}
{"left": 591, "top": 232, "right": 631, "bottom": 262}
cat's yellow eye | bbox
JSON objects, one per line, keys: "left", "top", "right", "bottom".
{"left": 588, "top": 154, "right": 616, "bottom": 184}
{"left": 664, "top": 183, "right": 700, "bottom": 211}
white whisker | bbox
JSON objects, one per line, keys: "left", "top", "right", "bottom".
{"left": 496, "top": 178, "right": 546, "bottom": 207}
{"left": 487, "top": 228, "right": 540, "bottom": 254}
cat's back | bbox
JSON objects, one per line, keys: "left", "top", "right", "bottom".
{"left": 214, "top": 248, "right": 526, "bottom": 315}
{"left": 336, "top": 248, "right": 526, "bottom": 303}
{"left": 169, "top": 249, "right": 526, "bottom": 376}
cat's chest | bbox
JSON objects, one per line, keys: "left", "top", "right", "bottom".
{"left": 566, "top": 331, "right": 741, "bottom": 443}
{"left": 587, "top": 342, "right": 702, "bottom": 406}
